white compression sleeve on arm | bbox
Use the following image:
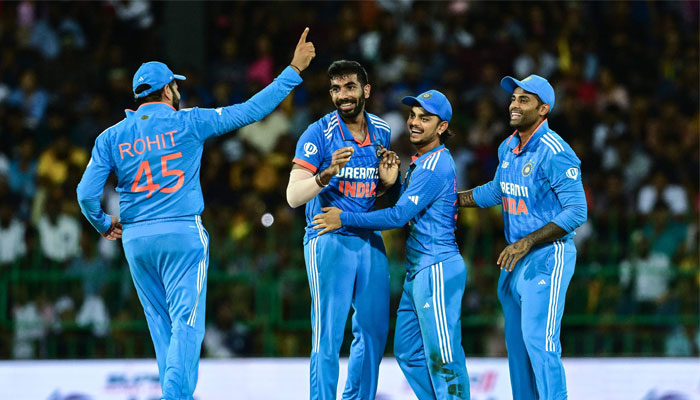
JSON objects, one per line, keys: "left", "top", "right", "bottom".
{"left": 286, "top": 168, "right": 324, "bottom": 208}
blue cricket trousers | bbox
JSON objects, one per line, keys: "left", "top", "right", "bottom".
{"left": 498, "top": 239, "right": 576, "bottom": 400}
{"left": 304, "top": 231, "right": 389, "bottom": 400}
{"left": 122, "top": 216, "right": 209, "bottom": 400}
{"left": 394, "top": 254, "right": 470, "bottom": 399}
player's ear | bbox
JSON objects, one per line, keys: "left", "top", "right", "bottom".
{"left": 538, "top": 103, "right": 550, "bottom": 117}
{"left": 163, "top": 83, "right": 172, "bottom": 102}
{"left": 363, "top": 84, "right": 371, "bottom": 99}
{"left": 437, "top": 120, "right": 449, "bottom": 134}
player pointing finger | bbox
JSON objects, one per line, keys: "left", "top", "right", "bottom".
{"left": 291, "top": 27, "right": 315, "bottom": 73}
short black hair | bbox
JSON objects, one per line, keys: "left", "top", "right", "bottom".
{"left": 327, "top": 60, "right": 369, "bottom": 87}
{"left": 134, "top": 81, "right": 174, "bottom": 105}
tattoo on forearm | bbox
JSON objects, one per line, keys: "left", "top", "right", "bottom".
{"left": 458, "top": 189, "right": 477, "bottom": 208}
{"left": 524, "top": 222, "right": 567, "bottom": 245}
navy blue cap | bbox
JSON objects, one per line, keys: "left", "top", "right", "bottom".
{"left": 132, "top": 62, "right": 186, "bottom": 99}
{"left": 401, "top": 90, "right": 453, "bottom": 122}
{"left": 501, "top": 75, "right": 555, "bottom": 111}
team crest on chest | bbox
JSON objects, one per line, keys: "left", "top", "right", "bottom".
{"left": 522, "top": 161, "right": 534, "bottom": 177}
{"left": 375, "top": 138, "right": 383, "bottom": 159}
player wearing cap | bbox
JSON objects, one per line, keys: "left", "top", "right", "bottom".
{"left": 458, "top": 75, "right": 587, "bottom": 400}
{"left": 314, "top": 90, "right": 470, "bottom": 400}
{"left": 76, "top": 29, "right": 315, "bottom": 400}
{"left": 286, "top": 60, "right": 399, "bottom": 400}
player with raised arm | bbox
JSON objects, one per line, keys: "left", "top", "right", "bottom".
{"left": 76, "top": 29, "right": 315, "bottom": 400}
{"left": 314, "top": 90, "right": 471, "bottom": 400}
{"left": 458, "top": 75, "right": 587, "bottom": 400}
{"left": 286, "top": 60, "right": 399, "bottom": 400}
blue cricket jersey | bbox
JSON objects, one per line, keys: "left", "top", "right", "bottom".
{"left": 77, "top": 66, "right": 302, "bottom": 233}
{"left": 293, "top": 110, "right": 392, "bottom": 243}
{"left": 340, "top": 145, "right": 460, "bottom": 273}
{"left": 472, "top": 120, "right": 587, "bottom": 244}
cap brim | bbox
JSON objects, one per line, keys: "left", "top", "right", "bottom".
{"left": 500, "top": 76, "right": 521, "bottom": 94}
{"left": 173, "top": 74, "right": 186, "bottom": 81}
{"left": 401, "top": 96, "right": 440, "bottom": 116}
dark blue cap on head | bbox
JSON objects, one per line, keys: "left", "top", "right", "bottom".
{"left": 132, "top": 61, "right": 186, "bottom": 99}
{"left": 501, "top": 74, "right": 555, "bottom": 111}
{"left": 401, "top": 90, "right": 452, "bottom": 122}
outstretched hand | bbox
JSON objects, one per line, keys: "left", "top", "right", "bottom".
{"left": 312, "top": 207, "right": 343, "bottom": 235}
{"left": 102, "top": 215, "right": 122, "bottom": 241}
{"left": 290, "top": 27, "right": 316, "bottom": 72}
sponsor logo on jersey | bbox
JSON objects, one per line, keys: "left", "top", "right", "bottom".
{"left": 423, "top": 302, "right": 430, "bottom": 309}
{"left": 538, "top": 279, "right": 547, "bottom": 285}
{"left": 522, "top": 161, "right": 534, "bottom": 177}
{"left": 501, "top": 161, "right": 510, "bottom": 169}
{"left": 336, "top": 166, "right": 379, "bottom": 180}
{"left": 566, "top": 167, "right": 579, "bottom": 180}
{"left": 408, "top": 195, "right": 419, "bottom": 205}
{"left": 303, "top": 142, "right": 318, "bottom": 158}
{"left": 215, "top": 107, "right": 223, "bottom": 116}
{"left": 500, "top": 181, "right": 529, "bottom": 198}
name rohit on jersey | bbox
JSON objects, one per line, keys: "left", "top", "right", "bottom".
{"left": 336, "top": 166, "right": 379, "bottom": 198}
{"left": 119, "top": 131, "right": 177, "bottom": 159}
{"left": 501, "top": 181, "right": 529, "bottom": 215}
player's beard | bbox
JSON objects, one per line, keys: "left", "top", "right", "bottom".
{"left": 335, "top": 95, "right": 365, "bottom": 119}
{"left": 509, "top": 108, "right": 538, "bottom": 130}
{"left": 172, "top": 92, "right": 181, "bottom": 110}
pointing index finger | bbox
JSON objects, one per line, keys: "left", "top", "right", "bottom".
{"left": 298, "top": 27, "right": 309, "bottom": 45}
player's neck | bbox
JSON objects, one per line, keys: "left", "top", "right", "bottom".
{"left": 415, "top": 139, "right": 441, "bottom": 157}
{"left": 517, "top": 118, "right": 545, "bottom": 149}
{"left": 341, "top": 112, "right": 367, "bottom": 142}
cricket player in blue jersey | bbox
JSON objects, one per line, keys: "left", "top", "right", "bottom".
{"left": 286, "top": 60, "right": 399, "bottom": 400}
{"left": 458, "top": 75, "right": 587, "bottom": 400}
{"left": 314, "top": 90, "right": 471, "bottom": 400}
{"left": 76, "top": 29, "right": 315, "bottom": 400}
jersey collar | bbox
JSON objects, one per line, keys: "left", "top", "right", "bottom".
{"left": 506, "top": 119, "right": 549, "bottom": 155}
{"left": 335, "top": 110, "right": 377, "bottom": 147}
{"left": 125, "top": 102, "right": 177, "bottom": 118}
{"left": 411, "top": 144, "right": 446, "bottom": 165}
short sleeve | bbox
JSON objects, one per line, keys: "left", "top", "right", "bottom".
{"left": 293, "top": 123, "right": 325, "bottom": 173}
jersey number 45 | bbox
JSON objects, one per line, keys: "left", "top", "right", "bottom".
{"left": 131, "top": 152, "right": 184, "bottom": 198}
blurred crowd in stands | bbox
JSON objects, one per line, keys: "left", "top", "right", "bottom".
{"left": 0, "top": 1, "right": 697, "bottom": 359}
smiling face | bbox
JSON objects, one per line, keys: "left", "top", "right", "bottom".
{"left": 509, "top": 87, "right": 548, "bottom": 130}
{"left": 406, "top": 106, "right": 448, "bottom": 150}
{"left": 329, "top": 74, "right": 370, "bottom": 119}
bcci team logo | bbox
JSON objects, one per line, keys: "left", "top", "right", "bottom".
{"left": 566, "top": 167, "right": 579, "bottom": 180}
{"left": 420, "top": 92, "right": 433, "bottom": 99}
{"left": 303, "top": 142, "right": 318, "bottom": 158}
{"left": 375, "top": 138, "right": 384, "bottom": 159}
{"left": 522, "top": 161, "right": 534, "bottom": 177}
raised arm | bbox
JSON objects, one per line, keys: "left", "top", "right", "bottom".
{"left": 192, "top": 28, "right": 316, "bottom": 140}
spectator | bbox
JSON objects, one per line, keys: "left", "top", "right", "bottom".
{"left": 619, "top": 231, "right": 673, "bottom": 314}
{"left": 36, "top": 187, "right": 81, "bottom": 264}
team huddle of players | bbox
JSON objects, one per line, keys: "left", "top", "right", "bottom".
{"left": 78, "top": 28, "right": 585, "bottom": 400}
